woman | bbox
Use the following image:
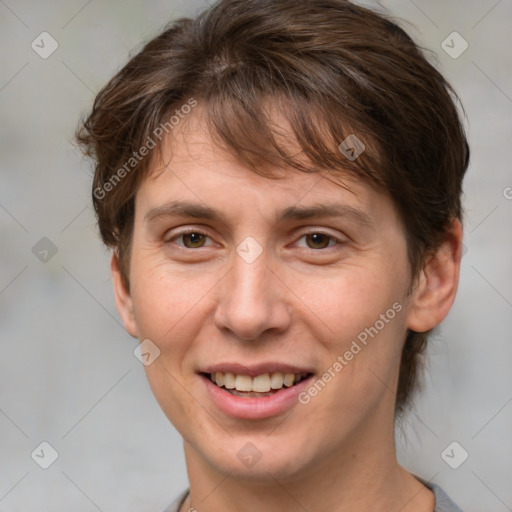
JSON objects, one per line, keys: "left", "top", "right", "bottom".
{"left": 77, "top": 1, "right": 469, "bottom": 510}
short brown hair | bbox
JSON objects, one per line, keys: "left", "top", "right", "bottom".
{"left": 76, "top": 0, "right": 469, "bottom": 415}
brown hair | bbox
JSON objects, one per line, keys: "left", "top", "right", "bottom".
{"left": 76, "top": 0, "right": 469, "bottom": 415}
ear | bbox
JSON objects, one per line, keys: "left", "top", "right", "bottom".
{"left": 405, "top": 219, "right": 463, "bottom": 333}
{"left": 111, "top": 252, "right": 138, "bottom": 338}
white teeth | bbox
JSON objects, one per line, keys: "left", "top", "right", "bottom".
{"left": 252, "top": 373, "right": 271, "bottom": 392}
{"left": 270, "top": 372, "right": 284, "bottom": 389}
{"left": 208, "top": 371, "right": 309, "bottom": 392}
{"left": 235, "top": 375, "right": 253, "bottom": 392}
{"left": 283, "top": 373, "right": 295, "bottom": 387}
{"left": 224, "top": 372, "right": 236, "bottom": 389}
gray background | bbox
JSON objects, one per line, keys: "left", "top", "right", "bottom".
{"left": 0, "top": 0, "right": 511, "bottom": 510}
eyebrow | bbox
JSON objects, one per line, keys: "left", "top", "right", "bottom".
{"left": 144, "top": 200, "right": 374, "bottom": 229}
{"left": 280, "top": 203, "right": 374, "bottom": 228}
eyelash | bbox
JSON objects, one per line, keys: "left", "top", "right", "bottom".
{"left": 166, "top": 228, "right": 343, "bottom": 250}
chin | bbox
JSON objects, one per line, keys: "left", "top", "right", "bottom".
{"left": 196, "top": 433, "right": 314, "bottom": 482}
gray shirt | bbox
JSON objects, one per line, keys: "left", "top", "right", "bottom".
{"left": 161, "top": 482, "right": 463, "bottom": 512}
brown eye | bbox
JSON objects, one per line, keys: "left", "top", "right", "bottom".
{"left": 181, "top": 232, "right": 207, "bottom": 248}
{"left": 305, "top": 233, "right": 333, "bottom": 249}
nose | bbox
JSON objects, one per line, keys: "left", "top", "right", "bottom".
{"left": 213, "top": 248, "right": 291, "bottom": 341}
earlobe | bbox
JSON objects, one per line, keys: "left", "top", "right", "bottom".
{"left": 405, "top": 219, "right": 463, "bottom": 333}
{"left": 111, "top": 252, "right": 139, "bottom": 338}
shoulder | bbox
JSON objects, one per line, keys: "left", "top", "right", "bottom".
{"left": 160, "top": 489, "right": 189, "bottom": 512}
{"left": 425, "top": 481, "right": 464, "bottom": 512}
{"left": 160, "top": 484, "right": 464, "bottom": 512}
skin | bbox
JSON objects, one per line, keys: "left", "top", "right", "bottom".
{"left": 112, "top": 104, "right": 462, "bottom": 512}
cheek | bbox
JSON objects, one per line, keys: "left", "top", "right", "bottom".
{"left": 128, "top": 258, "right": 226, "bottom": 389}
{"left": 129, "top": 262, "right": 214, "bottom": 430}
{"left": 286, "top": 257, "right": 409, "bottom": 407}
{"left": 129, "top": 259, "right": 211, "bottom": 343}
{"left": 289, "top": 262, "right": 407, "bottom": 347}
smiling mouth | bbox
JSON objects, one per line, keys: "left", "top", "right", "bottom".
{"left": 203, "top": 371, "right": 312, "bottom": 397}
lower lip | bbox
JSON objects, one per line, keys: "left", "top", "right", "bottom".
{"left": 202, "top": 375, "right": 313, "bottom": 420}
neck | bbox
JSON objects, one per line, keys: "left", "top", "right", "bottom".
{"left": 181, "top": 410, "right": 434, "bottom": 512}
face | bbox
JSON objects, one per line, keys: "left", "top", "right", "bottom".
{"left": 112, "top": 104, "right": 460, "bottom": 484}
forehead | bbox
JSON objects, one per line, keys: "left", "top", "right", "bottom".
{"left": 136, "top": 102, "right": 395, "bottom": 227}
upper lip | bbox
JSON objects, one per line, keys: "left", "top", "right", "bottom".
{"left": 201, "top": 363, "right": 314, "bottom": 377}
